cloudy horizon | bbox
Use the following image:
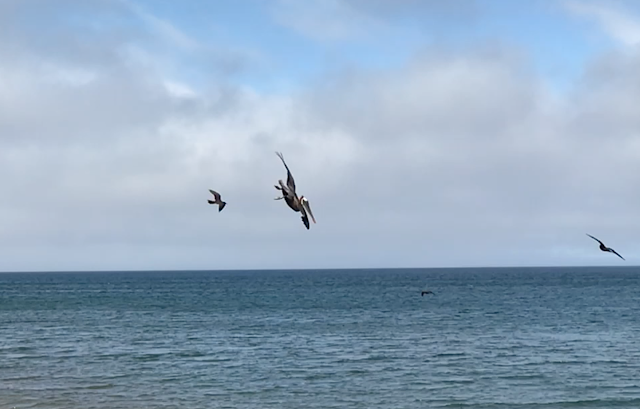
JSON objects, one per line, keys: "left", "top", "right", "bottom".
{"left": 2, "top": 0, "right": 640, "bottom": 272}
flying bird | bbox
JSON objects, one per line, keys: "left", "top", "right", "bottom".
{"left": 274, "top": 151, "right": 316, "bottom": 229}
{"left": 586, "top": 234, "right": 624, "bottom": 260}
{"left": 207, "top": 189, "right": 227, "bottom": 212}
{"left": 421, "top": 290, "right": 434, "bottom": 296}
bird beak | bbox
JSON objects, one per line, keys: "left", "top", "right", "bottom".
{"left": 302, "top": 197, "right": 316, "bottom": 224}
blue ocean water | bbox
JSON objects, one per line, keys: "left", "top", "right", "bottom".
{"left": 1, "top": 267, "right": 640, "bottom": 408}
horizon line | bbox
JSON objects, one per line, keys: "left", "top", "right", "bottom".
{"left": 0, "top": 265, "right": 636, "bottom": 274}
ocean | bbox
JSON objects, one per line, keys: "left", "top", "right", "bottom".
{"left": 1, "top": 267, "right": 639, "bottom": 408}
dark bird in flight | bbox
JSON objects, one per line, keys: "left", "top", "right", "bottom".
{"left": 586, "top": 234, "right": 624, "bottom": 260}
{"left": 207, "top": 189, "right": 227, "bottom": 212}
{"left": 274, "top": 151, "right": 316, "bottom": 229}
{"left": 421, "top": 290, "right": 434, "bottom": 296}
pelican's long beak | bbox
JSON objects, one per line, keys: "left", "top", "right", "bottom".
{"left": 301, "top": 196, "right": 316, "bottom": 224}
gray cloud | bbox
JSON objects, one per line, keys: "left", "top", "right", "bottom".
{"left": 2, "top": 1, "right": 640, "bottom": 271}
{"left": 287, "top": 42, "right": 640, "bottom": 267}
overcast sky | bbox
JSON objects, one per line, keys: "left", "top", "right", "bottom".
{"left": 2, "top": 0, "right": 640, "bottom": 271}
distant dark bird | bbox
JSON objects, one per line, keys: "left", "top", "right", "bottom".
{"left": 421, "top": 290, "right": 434, "bottom": 296}
{"left": 586, "top": 234, "right": 624, "bottom": 260}
{"left": 207, "top": 189, "right": 227, "bottom": 212}
{"left": 274, "top": 151, "right": 316, "bottom": 229}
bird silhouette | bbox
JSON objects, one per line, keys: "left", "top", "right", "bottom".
{"left": 207, "top": 190, "right": 227, "bottom": 212}
{"left": 586, "top": 234, "right": 624, "bottom": 260}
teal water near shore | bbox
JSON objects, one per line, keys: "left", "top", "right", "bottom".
{"left": 1, "top": 267, "right": 640, "bottom": 408}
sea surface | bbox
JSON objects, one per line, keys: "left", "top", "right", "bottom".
{"left": 1, "top": 267, "right": 640, "bottom": 408}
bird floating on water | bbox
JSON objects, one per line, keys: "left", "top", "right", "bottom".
{"left": 586, "top": 234, "right": 624, "bottom": 260}
{"left": 421, "top": 290, "right": 434, "bottom": 296}
{"left": 207, "top": 189, "right": 227, "bottom": 212}
{"left": 274, "top": 151, "right": 316, "bottom": 229}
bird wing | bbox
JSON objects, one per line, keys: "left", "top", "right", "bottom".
{"left": 276, "top": 151, "right": 296, "bottom": 193}
{"left": 209, "top": 189, "right": 222, "bottom": 201}
{"left": 586, "top": 234, "right": 604, "bottom": 245}
{"left": 610, "top": 249, "right": 625, "bottom": 260}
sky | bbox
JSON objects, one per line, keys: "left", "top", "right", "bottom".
{"left": 2, "top": 0, "right": 640, "bottom": 271}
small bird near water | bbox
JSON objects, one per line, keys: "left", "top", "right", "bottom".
{"left": 421, "top": 290, "right": 434, "bottom": 296}
{"left": 207, "top": 189, "right": 227, "bottom": 212}
{"left": 586, "top": 234, "right": 624, "bottom": 260}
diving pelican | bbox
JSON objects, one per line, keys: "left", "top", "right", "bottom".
{"left": 274, "top": 151, "right": 316, "bottom": 229}
{"left": 207, "top": 189, "right": 227, "bottom": 212}
{"left": 586, "top": 234, "right": 624, "bottom": 260}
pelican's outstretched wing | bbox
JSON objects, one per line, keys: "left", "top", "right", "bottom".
{"left": 276, "top": 152, "right": 296, "bottom": 193}
{"left": 610, "top": 249, "right": 625, "bottom": 260}
{"left": 586, "top": 234, "right": 604, "bottom": 245}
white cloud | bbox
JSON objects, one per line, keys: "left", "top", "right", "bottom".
{"left": 564, "top": 0, "right": 640, "bottom": 46}
{"left": 163, "top": 80, "right": 198, "bottom": 99}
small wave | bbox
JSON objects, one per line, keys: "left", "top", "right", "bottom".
{"left": 304, "top": 373, "right": 334, "bottom": 381}
{"left": 496, "top": 374, "right": 545, "bottom": 381}
{"left": 4, "top": 346, "right": 36, "bottom": 352}
{"left": 91, "top": 352, "right": 130, "bottom": 361}
{"left": 6, "top": 354, "right": 49, "bottom": 360}
{"left": 132, "top": 353, "right": 166, "bottom": 362}
{"left": 335, "top": 355, "right": 393, "bottom": 363}
{"left": 173, "top": 350, "right": 207, "bottom": 358}
{"left": 442, "top": 397, "right": 640, "bottom": 408}
{"left": 434, "top": 352, "right": 466, "bottom": 358}
{"left": 81, "top": 383, "right": 114, "bottom": 390}
{"left": 440, "top": 378, "right": 474, "bottom": 384}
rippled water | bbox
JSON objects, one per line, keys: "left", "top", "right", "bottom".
{"left": 1, "top": 267, "right": 640, "bottom": 408}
